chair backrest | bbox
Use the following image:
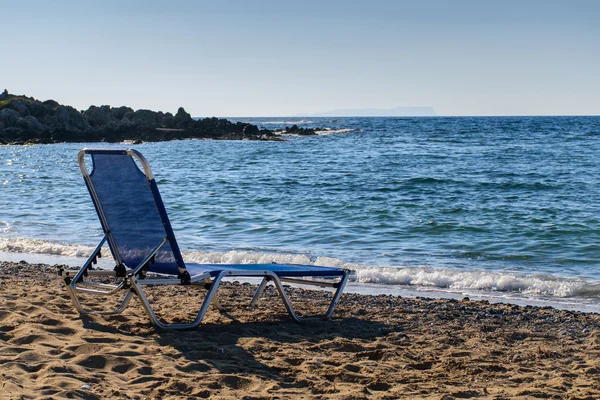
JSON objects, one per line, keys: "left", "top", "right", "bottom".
{"left": 79, "top": 149, "right": 185, "bottom": 275}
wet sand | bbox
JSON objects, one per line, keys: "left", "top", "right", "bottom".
{"left": 1, "top": 261, "right": 600, "bottom": 399}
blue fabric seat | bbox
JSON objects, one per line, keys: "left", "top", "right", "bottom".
{"left": 185, "top": 263, "right": 346, "bottom": 278}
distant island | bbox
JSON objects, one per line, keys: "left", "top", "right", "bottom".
{"left": 302, "top": 106, "right": 438, "bottom": 117}
{"left": 0, "top": 90, "right": 319, "bottom": 145}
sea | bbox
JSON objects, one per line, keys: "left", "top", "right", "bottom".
{"left": 2, "top": 116, "right": 600, "bottom": 312}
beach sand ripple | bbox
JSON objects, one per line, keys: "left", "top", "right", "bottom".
{"left": 1, "top": 261, "right": 600, "bottom": 399}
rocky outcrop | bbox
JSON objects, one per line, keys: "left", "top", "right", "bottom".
{"left": 282, "top": 124, "right": 318, "bottom": 136}
{"left": 175, "top": 107, "right": 192, "bottom": 122}
{"left": 0, "top": 91, "right": 277, "bottom": 144}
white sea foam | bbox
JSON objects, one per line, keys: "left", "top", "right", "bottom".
{"left": 353, "top": 266, "right": 600, "bottom": 298}
{"left": 0, "top": 237, "right": 95, "bottom": 258}
{"left": 2, "top": 237, "right": 599, "bottom": 299}
{"left": 314, "top": 128, "right": 355, "bottom": 135}
{"left": 257, "top": 120, "right": 314, "bottom": 125}
{"left": 0, "top": 221, "right": 11, "bottom": 234}
{"left": 273, "top": 128, "right": 355, "bottom": 136}
{"left": 183, "top": 250, "right": 313, "bottom": 265}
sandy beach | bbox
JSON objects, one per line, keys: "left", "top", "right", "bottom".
{"left": 1, "top": 261, "right": 600, "bottom": 399}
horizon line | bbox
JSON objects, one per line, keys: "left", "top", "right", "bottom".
{"left": 197, "top": 114, "right": 600, "bottom": 119}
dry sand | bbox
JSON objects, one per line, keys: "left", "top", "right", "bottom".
{"left": 1, "top": 261, "right": 600, "bottom": 399}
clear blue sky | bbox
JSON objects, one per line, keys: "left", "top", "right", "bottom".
{"left": 2, "top": 0, "right": 598, "bottom": 116}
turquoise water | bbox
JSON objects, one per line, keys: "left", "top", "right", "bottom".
{"left": 2, "top": 116, "right": 600, "bottom": 302}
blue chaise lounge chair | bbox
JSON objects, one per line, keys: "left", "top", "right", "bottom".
{"left": 63, "top": 148, "right": 348, "bottom": 329}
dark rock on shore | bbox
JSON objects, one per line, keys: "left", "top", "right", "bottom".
{"left": 0, "top": 90, "right": 278, "bottom": 145}
{"left": 282, "top": 124, "right": 318, "bottom": 135}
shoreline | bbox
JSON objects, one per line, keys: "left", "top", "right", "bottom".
{"left": 2, "top": 250, "right": 600, "bottom": 315}
{"left": 1, "top": 261, "right": 600, "bottom": 398}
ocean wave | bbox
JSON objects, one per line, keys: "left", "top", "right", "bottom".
{"left": 0, "top": 237, "right": 95, "bottom": 258}
{"left": 183, "top": 250, "right": 314, "bottom": 265}
{"left": 354, "top": 266, "right": 600, "bottom": 298}
{"left": 257, "top": 120, "right": 314, "bottom": 125}
{"left": 2, "top": 237, "right": 599, "bottom": 298}
{"left": 273, "top": 128, "right": 355, "bottom": 136}
{"left": 0, "top": 221, "right": 10, "bottom": 234}
{"left": 315, "top": 128, "right": 355, "bottom": 135}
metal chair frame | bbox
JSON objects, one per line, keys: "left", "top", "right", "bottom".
{"left": 63, "top": 148, "right": 349, "bottom": 329}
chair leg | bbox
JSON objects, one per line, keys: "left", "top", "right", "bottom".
{"left": 324, "top": 271, "right": 349, "bottom": 319}
{"left": 212, "top": 296, "right": 225, "bottom": 311}
{"left": 206, "top": 278, "right": 225, "bottom": 311}
{"left": 268, "top": 272, "right": 349, "bottom": 322}
{"left": 130, "top": 272, "right": 226, "bottom": 329}
{"left": 65, "top": 281, "right": 134, "bottom": 316}
{"left": 250, "top": 277, "right": 269, "bottom": 307}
